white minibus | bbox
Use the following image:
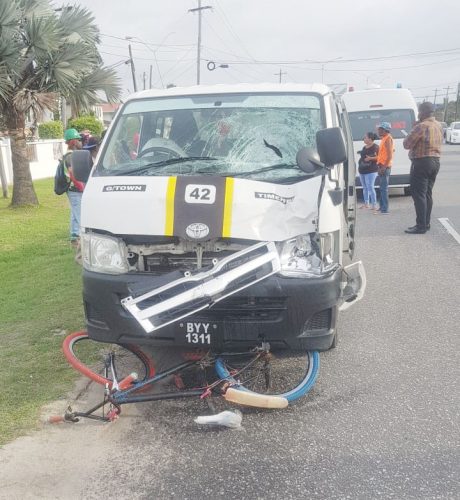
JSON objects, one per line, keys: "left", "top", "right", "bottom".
{"left": 342, "top": 88, "right": 418, "bottom": 194}
{"left": 71, "top": 83, "right": 366, "bottom": 353}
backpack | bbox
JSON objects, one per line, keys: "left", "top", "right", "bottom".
{"left": 54, "top": 158, "right": 70, "bottom": 195}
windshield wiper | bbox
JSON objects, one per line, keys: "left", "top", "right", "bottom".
{"left": 231, "top": 163, "right": 299, "bottom": 178}
{"left": 114, "top": 157, "right": 216, "bottom": 176}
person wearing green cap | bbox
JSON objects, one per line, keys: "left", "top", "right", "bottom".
{"left": 63, "top": 128, "right": 84, "bottom": 245}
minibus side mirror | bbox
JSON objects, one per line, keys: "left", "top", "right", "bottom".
{"left": 316, "top": 127, "right": 347, "bottom": 167}
{"left": 71, "top": 150, "right": 93, "bottom": 183}
{"left": 296, "top": 147, "right": 324, "bottom": 173}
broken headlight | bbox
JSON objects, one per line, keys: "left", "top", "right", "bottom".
{"left": 81, "top": 232, "right": 129, "bottom": 274}
{"left": 278, "top": 231, "right": 339, "bottom": 277}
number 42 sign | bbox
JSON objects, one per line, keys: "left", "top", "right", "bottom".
{"left": 184, "top": 184, "right": 216, "bottom": 204}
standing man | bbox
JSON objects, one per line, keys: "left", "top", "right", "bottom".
{"left": 373, "top": 122, "right": 394, "bottom": 214}
{"left": 403, "top": 102, "right": 442, "bottom": 234}
{"left": 63, "top": 128, "right": 84, "bottom": 245}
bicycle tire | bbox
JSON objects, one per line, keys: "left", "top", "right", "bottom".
{"left": 215, "top": 350, "right": 320, "bottom": 403}
{"left": 62, "top": 331, "right": 155, "bottom": 388}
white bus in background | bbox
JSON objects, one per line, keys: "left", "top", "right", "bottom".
{"left": 342, "top": 88, "right": 418, "bottom": 195}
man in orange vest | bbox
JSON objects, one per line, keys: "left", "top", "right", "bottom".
{"left": 374, "top": 122, "right": 394, "bottom": 214}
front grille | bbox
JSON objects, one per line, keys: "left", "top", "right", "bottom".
{"left": 197, "top": 296, "right": 287, "bottom": 321}
{"left": 144, "top": 251, "right": 233, "bottom": 273}
{"left": 303, "top": 309, "right": 331, "bottom": 331}
{"left": 130, "top": 295, "right": 287, "bottom": 322}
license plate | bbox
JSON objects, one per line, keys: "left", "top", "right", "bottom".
{"left": 178, "top": 321, "right": 218, "bottom": 345}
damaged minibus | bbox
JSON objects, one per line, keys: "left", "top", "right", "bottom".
{"left": 72, "top": 83, "right": 366, "bottom": 356}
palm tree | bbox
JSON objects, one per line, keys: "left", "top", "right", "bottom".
{"left": 0, "top": 0, "right": 121, "bottom": 206}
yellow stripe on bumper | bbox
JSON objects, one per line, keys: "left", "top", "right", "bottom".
{"left": 222, "top": 177, "right": 234, "bottom": 238}
{"left": 165, "top": 176, "right": 177, "bottom": 236}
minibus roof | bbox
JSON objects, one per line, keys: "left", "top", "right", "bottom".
{"left": 342, "top": 88, "right": 418, "bottom": 112}
{"left": 124, "top": 83, "right": 333, "bottom": 102}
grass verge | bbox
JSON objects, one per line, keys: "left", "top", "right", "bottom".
{"left": 0, "top": 179, "right": 85, "bottom": 445}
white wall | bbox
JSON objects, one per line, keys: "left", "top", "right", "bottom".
{"left": 0, "top": 138, "right": 65, "bottom": 185}
{"left": 0, "top": 139, "right": 13, "bottom": 184}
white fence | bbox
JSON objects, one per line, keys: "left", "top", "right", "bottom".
{"left": 0, "top": 138, "right": 65, "bottom": 189}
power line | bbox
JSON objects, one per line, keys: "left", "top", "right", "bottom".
{"left": 202, "top": 47, "right": 267, "bottom": 82}
{"left": 411, "top": 81, "right": 458, "bottom": 90}
{"left": 101, "top": 31, "right": 460, "bottom": 64}
{"left": 158, "top": 46, "right": 195, "bottom": 83}
{"left": 106, "top": 59, "right": 129, "bottom": 69}
{"left": 306, "top": 47, "right": 460, "bottom": 64}
{"left": 213, "top": 0, "right": 257, "bottom": 62}
{"left": 101, "top": 31, "right": 460, "bottom": 68}
{"left": 203, "top": 55, "right": 460, "bottom": 72}
{"left": 167, "top": 60, "right": 196, "bottom": 85}
{"left": 100, "top": 32, "right": 195, "bottom": 48}
{"left": 201, "top": 45, "right": 254, "bottom": 62}
{"left": 101, "top": 41, "right": 192, "bottom": 54}
{"left": 99, "top": 50, "right": 194, "bottom": 63}
{"left": 413, "top": 91, "right": 457, "bottom": 99}
{"left": 225, "top": 64, "right": 260, "bottom": 83}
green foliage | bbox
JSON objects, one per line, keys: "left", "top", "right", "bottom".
{"left": 0, "top": 0, "right": 121, "bottom": 206}
{"left": 0, "top": 178, "right": 85, "bottom": 445}
{"left": 37, "top": 120, "right": 63, "bottom": 139}
{"left": 0, "top": 1, "right": 121, "bottom": 118}
{"left": 68, "top": 114, "right": 103, "bottom": 136}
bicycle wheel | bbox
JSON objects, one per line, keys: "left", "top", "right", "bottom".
{"left": 215, "top": 350, "right": 320, "bottom": 403}
{"left": 62, "top": 331, "right": 155, "bottom": 388}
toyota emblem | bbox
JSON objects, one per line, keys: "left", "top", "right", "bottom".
{"left": 185, "top": 223, "right": 210, "bottom": 239}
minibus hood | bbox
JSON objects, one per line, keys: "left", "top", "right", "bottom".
{"left": 81, "top": 175, "right": 323, "bottom": 241}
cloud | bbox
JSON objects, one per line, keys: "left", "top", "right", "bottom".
{"left": 61, "top": 0, "right": 460, "bottom": 101}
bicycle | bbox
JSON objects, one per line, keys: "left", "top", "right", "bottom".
{"left": 57, "top": 331, "right": 320, "bottom": 423}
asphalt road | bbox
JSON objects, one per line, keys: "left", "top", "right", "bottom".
{"left": 89, "top": 147, "right": 460, "bottom": 500}
{"left": 4, "top": 148, "right": 458, "bottom": 500}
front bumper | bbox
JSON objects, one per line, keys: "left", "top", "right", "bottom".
{"left": 83, "top": 267, "right": 342, "bottom": 352}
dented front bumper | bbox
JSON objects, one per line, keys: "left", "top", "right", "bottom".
{"left": 83, "top": 241, "right": 366, "bottom": 351}
{"left": 121, "top": 242, "right": 281, "bottom": 333}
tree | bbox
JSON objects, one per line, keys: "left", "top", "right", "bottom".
{"left": 38, "top": 120, "right": 63, "bottom": 139}
{"left": 68, "top": 114, "right": 103, "bottom": 136}
{"left": 0, "top": 0, "right": 121, "bottom": 206}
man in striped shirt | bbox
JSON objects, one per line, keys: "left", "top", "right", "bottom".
{"left": 403, "top": 102, "right": 442, "bottom": 234}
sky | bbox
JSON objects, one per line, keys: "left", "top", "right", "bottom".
{"left": 57, "top": 0, "right": 460, "bottom": 103}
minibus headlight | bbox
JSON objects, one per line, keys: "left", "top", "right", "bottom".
{"left": 278, "top": 232, "right": 338, "bottom": 277}
{"left": 81, "top": 233, "right": 128, "bottom": 274}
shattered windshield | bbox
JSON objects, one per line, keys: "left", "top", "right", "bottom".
{"left": 98, "top": 93, "right": 323, "bottom": 182}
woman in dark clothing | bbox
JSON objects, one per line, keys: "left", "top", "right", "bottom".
{"left": 358, "top": 132, "right": 379, "bottom": 209}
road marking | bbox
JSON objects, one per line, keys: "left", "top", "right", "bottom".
{"left": 438, "top": 218, "right": 460, "bottom": 245}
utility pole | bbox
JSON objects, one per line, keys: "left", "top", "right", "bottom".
{"left": 274, "top": 69, "right": 287, "bottom": 84}
{"left": 60, "top": 96, "right": 67, "bottom": 129}
{"left": 149, "top": 65, "right": 153, "bottom": 89}
{"left": 433, "top": 88, "right": 438, "bottom": 108}
{"left": 128, "top": 44, "right": 138, "bottom": 92}
{"left": 443, "top": 86, "right": 450, "bottom": 122}
{"left": 189, "top": 1, "right": 212, "bottom": 85}
{"left": 143, "top": 71, "right": 147, "bottom": 90}
{"left": 454, "top": 82, "right": 460, "bottom": 121}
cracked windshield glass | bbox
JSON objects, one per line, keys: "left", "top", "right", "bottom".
{"left": 99, "top": 93, "right": 323, "bottom": 182}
